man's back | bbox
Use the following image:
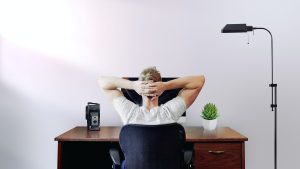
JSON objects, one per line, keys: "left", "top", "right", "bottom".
{"left": 113, "top": 96, "right": 186, "bottom": 125}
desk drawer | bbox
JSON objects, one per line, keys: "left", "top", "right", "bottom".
{"left": 194, "top": 143, "right": 242, "bottom": 169}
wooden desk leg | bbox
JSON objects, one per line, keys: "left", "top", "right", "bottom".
{"left": 242, "top": 142, "right": 245, "bottom": 169}
{"left": 58, "top": 141, "right": 62, "bottom": 169}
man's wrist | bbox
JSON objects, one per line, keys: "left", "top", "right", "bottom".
{"left": 163, "top": 81, "right": 170, "bottom": 91}
{"left": 129, "top": 80, "right": 134, "bottom": 90}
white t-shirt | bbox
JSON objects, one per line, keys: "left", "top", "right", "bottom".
{"left": 113, "top": 96, "right": 187, "bottom": 125}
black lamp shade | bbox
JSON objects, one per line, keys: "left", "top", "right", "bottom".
{"left": 222, "top": 24, "right": 253, "bottom": 33}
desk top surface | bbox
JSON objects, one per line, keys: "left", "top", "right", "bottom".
{"left": 55, "top": 126, "right": 248, "bottom": 142}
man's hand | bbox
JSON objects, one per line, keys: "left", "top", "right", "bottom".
{"left": 146, "top": 81, "right": 166, "bottom": 97}
{"left": 133, "top": 81, "right": 156, "bottom": 96}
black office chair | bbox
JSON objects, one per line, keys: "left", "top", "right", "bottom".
{"left": 109, "top": 123, "right": 193, "bottom": 169}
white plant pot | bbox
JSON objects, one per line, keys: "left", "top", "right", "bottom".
{"left": 202, "top": 118, "right": 218, "bottom": 131}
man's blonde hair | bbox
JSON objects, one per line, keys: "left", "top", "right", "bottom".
{"left": 139, "top": 66, "right": 162, "bottom": 82}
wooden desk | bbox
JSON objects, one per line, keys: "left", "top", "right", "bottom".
{"left": 55, "top": 126, "right": 248, "bottom": 169}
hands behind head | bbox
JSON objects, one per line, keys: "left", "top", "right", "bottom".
{"left": 133, "top": 81, "right": 165, "bottom": 99}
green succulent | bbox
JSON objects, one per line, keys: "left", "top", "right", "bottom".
{"left": 201, "top": 103, "right": 219, "bottom": 120}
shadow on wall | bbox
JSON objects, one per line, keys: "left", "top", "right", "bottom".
{"left": 0, "top": 37, "right": 40, "bottom": 168}
{"left": 0, "top": 83, "right": 30, "bottom": 169}
{"left": 0, "top": 35, "right": 2, "bottom": 78}
{"left": 0, "top": 38, "right": 108, "bottom": 169}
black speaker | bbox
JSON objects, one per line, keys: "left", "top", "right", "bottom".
{"left": 85, "top": 102, "right": 100, "bottom": 130}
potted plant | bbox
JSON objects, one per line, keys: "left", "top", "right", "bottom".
{"left": 201, "top": 103, "right": 219, "bottom": 130}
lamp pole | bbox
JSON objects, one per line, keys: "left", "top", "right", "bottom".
{"left": 253, "top": 27, "right": 278, "bottom": 169}
{"left": 222, "top": 24, "right": 278, "bottom": 169}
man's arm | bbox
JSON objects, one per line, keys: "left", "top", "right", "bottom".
{"left": 98, "top": 76, "right": 155, "bottom": 101}
{"left": 149, "top": 76, "right": 205, "bottom": 108}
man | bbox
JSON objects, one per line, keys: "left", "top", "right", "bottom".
{"left": 98, "top": 67, "right": 205, "bottom": 125}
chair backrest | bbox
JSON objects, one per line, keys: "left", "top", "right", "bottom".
{"left": 119, "top": 123, "right": 186, "bottom": 169}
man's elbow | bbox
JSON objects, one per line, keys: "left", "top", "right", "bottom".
{"left": 98, "top": 76, "right": 109, "bottom": 90}
{"left": 197, "top": 75, "right": 205, "bottom": 88}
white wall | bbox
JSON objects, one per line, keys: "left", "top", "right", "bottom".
{"left": 0, "top": 0, "right": 299, "bottom": 169}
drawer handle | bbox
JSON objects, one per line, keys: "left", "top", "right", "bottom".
{"left": 208, "top": 150, "right": 225, "bottom": 154}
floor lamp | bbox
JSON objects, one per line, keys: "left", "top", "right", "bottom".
{"left": 221, "top": 24, "right": 278, "bottom": 169}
